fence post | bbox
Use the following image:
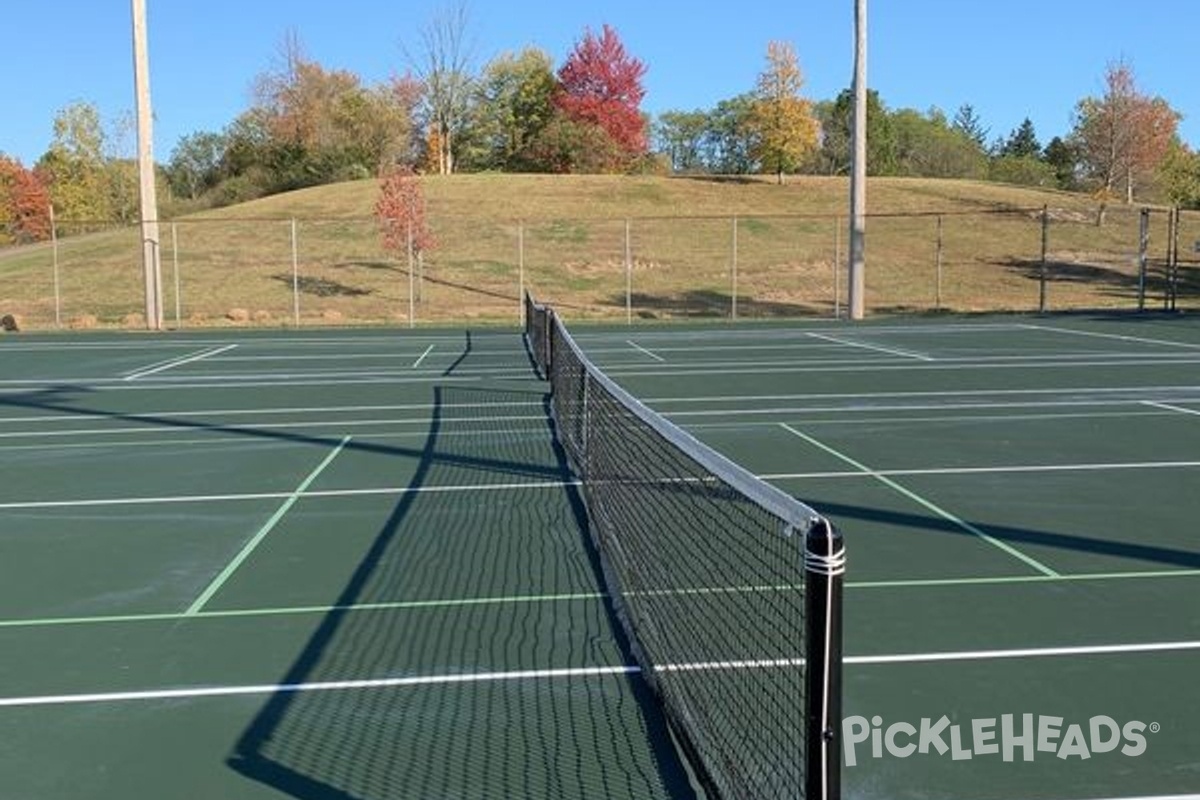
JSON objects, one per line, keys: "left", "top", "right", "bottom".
{"left": 290, "top": 218, "right": 300, "bottom": 328}
{"left": 833, "top": 217, "right": 841, "bottom": 319}
{"left": 407, "top": 221, "right": 416, "bottom": 329}
{"left": 49, "top": 204, "right": 61, "bottom": 329}
{"left": 1138, "top": 208, "right": 1150, "bottom": 311}
{"left": 935, "top": 214, "right": 944, "bottom": 311}
{"left": 1169, "top": 206, "right": 1180, "bottom": 311}
{"left": 518, "top": 221, "right": 525, "bottom": 326}
{"left": 1039, "top": 205, "right": 1049, "bottom": 313}
{"left": 731, "top": 216, "right": 739, "bottom": 320}
{"left": 172, "top": 222, "right": 181, "bottom": 328}
{"left": 625, "top": 218, "right": 633, "bottom": 325}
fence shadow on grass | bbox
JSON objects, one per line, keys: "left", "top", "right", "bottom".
{"left": 271, "top": 274, "right": 374, "bottom": 298}
{"left": 608, "top": 290, "right": 816, "bottom": 319}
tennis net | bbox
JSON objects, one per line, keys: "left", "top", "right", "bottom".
{"left": 523, "top": 292, "right": 845, "bottom": 800}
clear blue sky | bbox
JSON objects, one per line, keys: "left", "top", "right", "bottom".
{"left": 3, "top": 1, "right": 1197, "bottom": 166}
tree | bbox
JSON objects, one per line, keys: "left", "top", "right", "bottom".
{"left": 1158, "top": 144, "right": 1200, "bottom": 209}
{"left": 997, "top": 118, "right": 1041, "bottom": 158}
{"left": 468, "top": 48, "right": 557, "bottom": 171}
{"left": 377, "top": 165, "right": 432, "bottom": 253}
{"left": 889, "top": 108, "right": 986, "bottom": 179}
{"left": 952, "top": 104, "right": 989, "bottom": 149}
{"left": 816, "top": 89, "right": 894, "bottom": 175}
{"left": 555, "top": 24, "right": 648, "bottom": 171}
{"left": 406, "top": 2, "right": 476, "bottom": 175}
{"left": 167, "top": 132, "right": 228, "bottom": 200}
{"left": 526, "top": 113, "right": 625, "bottom": 174}
{"left": 376, "top": 166, "right": 434, "bottom": 297}
{"left": 223, "top": 36, "right": 421, "bottom": 199}
{"left": 989, "top": 118, "right": 1051, "bottom": 187}
{"left": 1042, "top": 136, "right": 1080, "bottom": 190}
{"left": 747, "top": 41, "right": 819, "bottom": 184}
{"left": 988, "top": 154, "right": 1055, "bottom": 187}
{"left": 702, "top": 95, "right": 758, "bottom": 174}
{"left": 37, "top": 101, "right": 111, "bottom": 221}
{"left": 654, "top": 110, "right": 711, "bottom": 173}
{"left": 0, "top": 155, "right": 52, "bottom": 244}
{"left": 1072, "top": 60, "right": 1180, "bottom": 204}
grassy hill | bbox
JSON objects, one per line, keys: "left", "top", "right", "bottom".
{"left": 1, "top": 174, "right": 1190, "bottom": 330}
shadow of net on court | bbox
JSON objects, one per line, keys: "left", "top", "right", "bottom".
{"left": 227, "top": 382, "right": 696, "bottom": 800}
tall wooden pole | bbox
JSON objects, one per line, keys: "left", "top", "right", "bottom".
{"left": 132, "top": 0, "right": 162, "bottom": 330}
{"left": 847, "top": 0, "right": 868, "bottom": 320}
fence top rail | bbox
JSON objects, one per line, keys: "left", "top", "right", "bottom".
{"left": 120, "top": 207, "right": 1054, "bottom": 226}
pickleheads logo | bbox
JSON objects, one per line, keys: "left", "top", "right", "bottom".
{"left": 843, "top": 714, "right": 1157, "bottom": 766}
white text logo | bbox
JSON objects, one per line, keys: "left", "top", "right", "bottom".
{"left": 843, "top": 714, "right": 1155, "bottom": 766}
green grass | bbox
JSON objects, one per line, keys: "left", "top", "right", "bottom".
{"left": 0, "top": 174, "right": 1194, "bottom": 330}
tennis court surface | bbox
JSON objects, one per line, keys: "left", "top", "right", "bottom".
{"left": 1, "top": 310, "right": 1198, "bottom": 799}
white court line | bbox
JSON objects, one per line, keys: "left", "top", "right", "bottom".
{"left": 1, "top": 567, "right": 1197, "bottom": 632}
{"left": 0, "top": 413, "right": 548, "bottom": 441}
{"left": 644, "top": 385, "right": 1200, "bottom": 406}
{"left": 626, "top": 340, "right": 666, "bottom": 362}
{"left": 0, "top": 426, "right": 550, "bottom": 454}
{"left": 123, "top": 344, "right": 237, "bottom": 381}
{"left": 808, "top": 331, "right": 934, "bottom": 361}
{"left": 1144, "top": 400, "right": 1200, "bottom": 417}
{"left": 570, "top": 322, "right": 1029, "bottom": 343}
{"left": 2, "top": 566, "right": 1197, "bottom": 632}
{"left": 779, "top": 423, "right": 1060, "bottom": 578}
{"left": 185, "top": 435, "right": 351, "bottom": 616}
{"left": 1023, "top": 323, "right": 1200, "bottom": 351}
{"left": 411, "top": 344, "right": 435, "bottom": 368}
{"left": 0, "top": 666, "right": 641, "bottom": 709}
{"left": 0, "top": 400, "right": 543, "bottom": 426}
{"left": 664, "top": 399, "right": 1188, "bottom": 419}
{"left": 3, "top": 639, "right": 1199, "bottom": 709}
{"left": 5, "top": 355, "right": 1200, "bottom": 393}
{"left": 7, "top": 455, "right": 1200, "bottom": 510}
{"left": 760, "top": 459, "right": 1200, "bottom": 481}
{"left": 0, "top": 479, "right": 579, "bottom": 511}
{"left": 600, "top": 356, "right": 1200, "bottom": 381}
{"left": 845, "top": 639, "right": 1200, "bottom": 665}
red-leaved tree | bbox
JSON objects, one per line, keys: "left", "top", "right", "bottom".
{"left": 0, "top": 156, "right": 52, "bottom": 245}
{"left": 376, "top": 165, "right": 433, "bottom": 255}
{"left": 554, "top": 25, "right": 647, "bottom": 170}
{"left": 376, "top": 165, "right": 434, "bottom": 300}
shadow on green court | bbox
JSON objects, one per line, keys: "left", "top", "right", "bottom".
{"left": 224, "top": 383, "right": 697, "bottom": 800}
{"left": 812, "top": 499, "right": 1200, "bottom": 570}
{"left": 0, "top": 366, "right": 696, "bottom": 798}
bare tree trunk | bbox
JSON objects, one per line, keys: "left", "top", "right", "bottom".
{"left": 406, "top": 2, "right": 473, "bottom": 178}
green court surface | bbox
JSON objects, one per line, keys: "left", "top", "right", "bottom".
{"left": 1, "top": 313, "right": 1198, "bottom": 799}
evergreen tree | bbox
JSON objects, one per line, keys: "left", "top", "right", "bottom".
{"left": 999, "top": 118, "right": 1041, "bottom": 158}
{"left": 952, "top": 104, "right": 989, "bottom": 149}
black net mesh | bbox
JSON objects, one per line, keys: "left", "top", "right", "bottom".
{"left": 525, "top": 293, "right": 831, "bottom": 800}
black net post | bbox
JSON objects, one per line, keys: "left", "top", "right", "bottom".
{"left": 805, "top": 518, "right": 845, "bottom": 800}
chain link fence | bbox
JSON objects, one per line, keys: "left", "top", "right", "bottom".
{"left": 1, "top": 206, "right": 1197, "bottom": 330}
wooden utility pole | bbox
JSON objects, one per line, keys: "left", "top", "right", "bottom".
{"left": 847, "top": 0, "right": 867, "bottom": 320}
{"left": 132, "top": 0, "right": 163, "bottom": 330}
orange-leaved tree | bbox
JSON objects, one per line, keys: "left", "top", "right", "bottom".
{"left": 1073, "top": 60, "right": 1180, "bottom": 207}
{"left": 375, "top": 165, "right": 434, "bottom": 299}
{"left": 0, "top": 155, "right": 52, "bottom": 245}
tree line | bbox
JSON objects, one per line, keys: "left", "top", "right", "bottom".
{"left": 3, "top": 13, "right": 1199, "bottom": 247}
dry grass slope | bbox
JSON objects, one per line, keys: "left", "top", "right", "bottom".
{"left": 1, "top": 174, "right": 1194, "bottom": 330}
